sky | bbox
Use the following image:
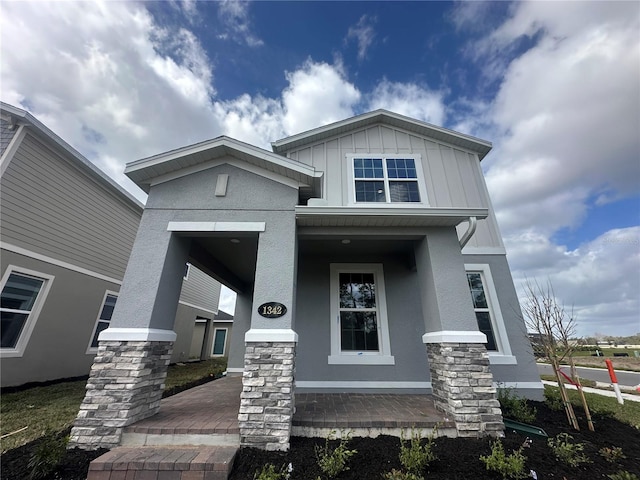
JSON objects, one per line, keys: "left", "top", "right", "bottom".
{"left": 1, "top": 0, "right": 638, "bottom": 337}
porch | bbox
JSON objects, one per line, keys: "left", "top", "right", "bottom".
{"left": 87, "top": 376, "right": 453, "bottom": 479}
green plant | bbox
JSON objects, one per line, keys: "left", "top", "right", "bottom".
{"left": 382, "top": 469, "right": 424, "bottom": 480}
{"left": 479, "top": 439, "right": 529, "bottom": 480}
{"left": 498, "top": 387, "right": 537, "bottom": 424}
{"left": 608, "top": 471, "right": 639, "bottom": 480}
{"left": 543, "top": 387, "right": 564, "bottom": 412}
{"left": 599, "top": 446, "right": 626, "bottom": 463}
{"left": 399, "top": 427, "right": 437, "bottom": 475}
{"left": 547, "top": 433, "right": 590, "bottom": 466}
{"left": 315, "top": 430, "right": 357, "bottom": 478}
{"left": 253, "top": 463, "right": 292, "bottom": 480}
{"left": 27, "top": 431, "right": 69, "bottom": 480}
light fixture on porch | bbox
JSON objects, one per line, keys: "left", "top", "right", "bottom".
{"left": 341, "top": 239, "right": 351, "bottom": 245}
{"left": 230, "top": 238, "right": 240, "bottom": 244}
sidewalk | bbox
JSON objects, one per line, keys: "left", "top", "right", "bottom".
{"left": 541, "top": 380, "right": 640, "bottom": 403}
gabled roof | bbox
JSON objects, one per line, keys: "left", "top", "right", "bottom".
{"left": 125, "top": 135, "right": 322, "bottom": 195}
{"left": 0, "top": 102, "right": 143, "bottom": 211}
{"left": 271, "top": 109, "right": 492, "bottom": 160}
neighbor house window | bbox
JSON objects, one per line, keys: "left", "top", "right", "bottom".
{"left": 348, "top": 154, "right": 426, "bottom": 205}
{"left": 87, "top": 291, "right": 117, "bottom": 352}
{"left": 212, "top": 328, "right": 227, "bottom": 356}
{"left": 0, "top": 266, "right": 54, "bottom": 357}
{"left": 329, "top": 264, "right": 394, "bottom": 365}
{"left": 465, "top": 264, "right": 514, "bottom": 363}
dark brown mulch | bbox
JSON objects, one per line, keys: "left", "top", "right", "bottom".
{"left": 2, "top": 400, "right": 639, "bottom": 480}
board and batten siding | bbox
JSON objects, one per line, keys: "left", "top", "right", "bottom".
{"left": 181, "top": 265, "right": 221, "bottom": 314}
{"left": 284, "top": 124, "right": 503, "bottom": 249}
{"left": 0, "top": 132, "right": 141, "bottom": 280}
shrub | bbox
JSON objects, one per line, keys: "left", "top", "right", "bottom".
{"left": 479, "top": 439, "right": 529, "bottom": 480}
{"left": 599, "top": 446, "right": 626, "bottom": 463}
{"left": 543, "top": 388, "right": 564, "bottom": 412}
{"left": 498, "top": 387, "right": 537, "bottom": 424}
{"left": 28, "top": 431, "right": 69, "bottom": 480}
{"left": 253, "top": 463, "right": 292, "bottom": 480}
{"left": 382, "top": 469, "right": 424, "bottom": 480}
{"left": 399, "top": 427, "right": 437, "bottom": 475}
{"left": 547, "top": 433, "right": 590, "bottom": 466}
{"left": 315, "top": 430, "right": 357, "bottom": 478}
{"left": 608, "top": 471, "right": 639, "bottom": 480}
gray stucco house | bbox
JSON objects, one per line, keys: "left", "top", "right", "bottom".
{"left": 0, "top": 102, "right": 225, "bottom": 387}
{"left": 69, "top": 110, "right": 542, "bottom": 451}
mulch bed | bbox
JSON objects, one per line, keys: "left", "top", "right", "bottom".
{"left": 2, "top": 400, "right": 639, "bottom": 480}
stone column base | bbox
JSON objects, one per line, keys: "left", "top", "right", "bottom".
{"left": 239, "top": 341, "right": 296, "bottom": 451}
{"left": 69, "top": 340, "right": 173, "bottom": 449}
{"left": 426, "top": 342, "right": 504, "bottom": 438}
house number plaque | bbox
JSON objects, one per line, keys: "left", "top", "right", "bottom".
{"left": 258, "top": 302, "right": 287, "bottom": 318}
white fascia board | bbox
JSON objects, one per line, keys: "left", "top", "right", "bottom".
{"left": 245, "top": 329, "right": 298, "bottom": 343}
{"left": 296, "top": 206, "right": 488, "bottom": 218}
{"left": 125, "top": 136, "right": 320, "bottom": 184}
{"left": 272, "top": 109, "right": 492, "bottom": 158}
{"left": 167, "top": 221, "right": 266, "bottom": 232}
{"left": 422, "top": 330, "right": 488, "bottom": 344}
{"left": 99, "top": 328, "right": 177, "bottom": 342}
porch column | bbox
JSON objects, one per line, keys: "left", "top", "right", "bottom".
{"left": 414, "top": 228, "right": 503, "bottom": 438}
{"left": 239, "top": 215, "right": 298, "bottom": 451}
{"left": 69, "top": 213, "right": 190, "bottom": 449}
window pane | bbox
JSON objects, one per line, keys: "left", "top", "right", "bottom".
{"left": 340, "top": 311, "right": 379, "bottom": 351}
{"left": 389, "top": 181, "right": 420, "bottom": 202}
{"left": 100, "top": 295, "right": 117, "bottom": 321}
{"left": 355, "top": 181, "right": 386, "bottom": 202}
{"left": 1, "top": 274, "right": 44, "bottom": 311}
{"left": 387, "top": 159, "right": 417, "bottom": 179}
{"left": 1, "top": 311, "right": 28, "bottom": 348}
{"left": 339, "top": 273, "right": 376, "bottom": 308}
{"left": 475, "top": 312, "right": 497, "bottom": 351}
{"left": 467, "top": 273, "right": 488, "bottom": 308}
{"left": 354, "top": 159, "right": 383, "bottom": 179}
{"left": 90, "top": 320, "right": 110, "bottom": 348}
{"left": 213, "top": 330, "right": 226, "bottom": 355}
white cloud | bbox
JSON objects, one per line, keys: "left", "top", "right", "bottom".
{"left": 367, "top": 80, "right": 446, "bottom": 126}
{"left": 217, "top": 0, "right": 263, "bottom": 47}
{"left": 346, "top": 15, "right": 376, "bottom": 61}
{"left": 510, "top": 227, "right": 640, "bottom": 337}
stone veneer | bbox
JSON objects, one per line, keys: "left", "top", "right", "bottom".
{"left": 239, "top": 341, "right": 296, "bottom": 451}
{"left": 427, "top": 342, "right": 504, "bottom": 437}
{"left": 69, "top": 340, "right": 173, "bottom": 449}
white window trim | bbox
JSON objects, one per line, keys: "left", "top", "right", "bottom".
{"left": 86, "top": 290, "right": 118, "bottom": 354}
{"left": 465, "top": 263, "right": 515, "bottom": 363}
{"left": 0, "top": 265, "right": 54, "bottom": 358}
{"left": 184, "top": 262, "right": 191, "bottom": 280}
{"left": 329, "top": 263, "right": 394, "bottom": 365}
{"left": 211, "top": 327, "right": 228, "bottom": 357}
{"left": 346, "top": 153, "right": 429, "bottom": 207}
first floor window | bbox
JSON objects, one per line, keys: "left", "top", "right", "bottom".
{"left": 329, "top": 264, "right": 394, "bottom": 364}
{"left": 89, "top": 292, "right": 117, "bottom": 350}
{"left": 467, "top": 272, "right": 497, "bottom": 351}
{"left": 0, "top": 266, "right": 53, "bottom": 357}
{"left": 212, "top": 328, "right": 227, "bottom": 356}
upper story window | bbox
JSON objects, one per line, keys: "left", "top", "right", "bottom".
{"left": 348, "top": 154, "right": 427, "bottom": 205}
{"left": 0, "top": 266, "right": 54, "bottom": 357}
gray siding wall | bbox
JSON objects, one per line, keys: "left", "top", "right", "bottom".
{"left": 180, "top": 265, "right": 221, "bottom": 313}
{"left": 0, "top": 250, "right": 120, "bottom": 387}
{"left": 285, "top": 124, "right": 502, "bottom": 249}
{"left": 0, "top": 119, "right": 16, "bottom": 155}
{"left": 295, "top": 252, "right": 430, "bottom": 389}
{"left": 1, "top": 132, "right": 141, "bottom": 280}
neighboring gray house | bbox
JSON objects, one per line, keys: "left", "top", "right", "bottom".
{"left": 0, "top": 102, "right": 223, "bottom": 387}
{"left": 70, "top": 110, "right": 542, "bottom": 451}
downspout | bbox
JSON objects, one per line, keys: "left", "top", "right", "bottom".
{"left": 459, "top": 216, "right": 477, "bottom": 249}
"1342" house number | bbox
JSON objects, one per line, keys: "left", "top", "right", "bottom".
{"left": 258, "top": 302, "right": 287, "bottom": 318}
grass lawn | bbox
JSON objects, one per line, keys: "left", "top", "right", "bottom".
{"left": 0, "top": 358, "right": 227, "bottom": 453}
